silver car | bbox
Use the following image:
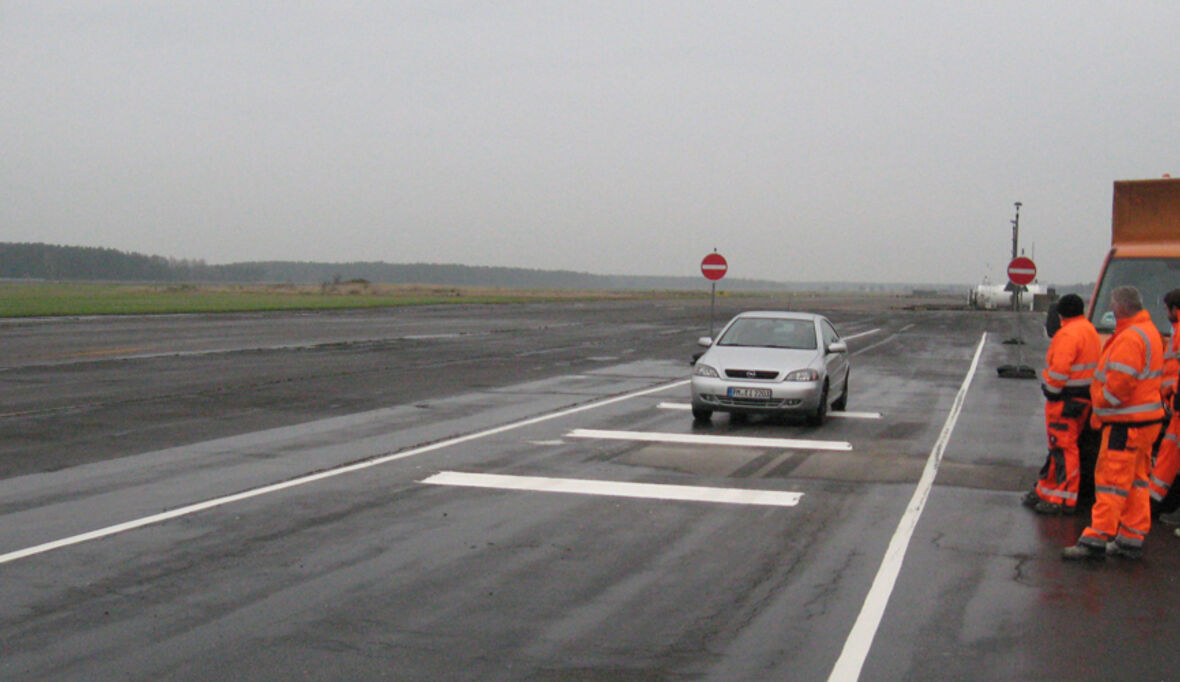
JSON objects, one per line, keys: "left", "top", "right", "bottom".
{"left": 690, "top": 311, "right": 850, "bottom": 425}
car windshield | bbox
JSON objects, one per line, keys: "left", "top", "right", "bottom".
{"left": 718, "top": 318, "right": 817, "bottom": 349}
{"left": 1090, "top": 257, "right": 1180, "bottom": 334}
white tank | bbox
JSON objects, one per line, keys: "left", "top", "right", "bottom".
{"left": 969, "top": 282, "right": 1046, "bottom": 310}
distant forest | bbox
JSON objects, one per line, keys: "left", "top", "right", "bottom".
{"left": 0, "top": 242, "right": 956, "bottom": 293}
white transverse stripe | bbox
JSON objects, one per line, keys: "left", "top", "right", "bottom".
{"left": 0, "top": 379, "right": 691, "bottom": 567}
{"left": 422, "top": 471, "right": 802, "bottom": 507}
{"left": 827, "top": 332, "right": 987, "bottom": 682}
{"left": 568, "top": 428, "right": 852, "bottom": 451}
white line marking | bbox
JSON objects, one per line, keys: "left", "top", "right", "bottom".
{"left": 568, "top": 428, "right": 852, "bottom": 451}
{"left": 422, "top": 471, "right": 803, "bottom": 507}
{"left": 0, "top": 379, "right": 691, "bottom": 567}
{"left": 851, "top": 335, "right": 898, "bottom": 356}
{"left": 656, "top": 402, "right": 880, "bottom": 420}
{"left": 528, "top": 439, "right": 566, "bottom": 446}
{"left": 827, "top": 332, "right": 987, "bottom": 681}
{"left": 843, "top": 328, "right": 881, "bottom": 340}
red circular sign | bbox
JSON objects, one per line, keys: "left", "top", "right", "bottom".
{"left": 1007, "top": 256, "right": 1037, "bottom": 286}
{"left": 701, "top": 253, "right": 728, "bottom": 281}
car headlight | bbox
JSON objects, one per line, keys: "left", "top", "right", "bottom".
{"left": 694, "top": 362, "right": 720, "bottom": 378}
{"left": 785, "top": 368, "right": 819, "bottom": 382}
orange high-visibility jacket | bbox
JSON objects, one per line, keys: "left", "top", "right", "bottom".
{"left": 1162, "top": 328, "right": 1180, "bottom": 399}
{"left": 1042, "top": 316, "right": 1101, "bottom": 400}
{"left": 1091, "top": 309, "right": 1165, "bottom": 423}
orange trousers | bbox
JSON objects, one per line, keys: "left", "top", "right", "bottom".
{"left": 1080, "top": 422, "right": 1162, "bottom": 550}
{"left": 1149, "top": 413, "right": 1180, "bottom": 502}
{"left": 1035, "top": 399, "right": 1086, "bottom": 508}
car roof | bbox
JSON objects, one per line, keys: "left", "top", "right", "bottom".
{"left": 731, "top": 310, "right": 824, "bottom": 322}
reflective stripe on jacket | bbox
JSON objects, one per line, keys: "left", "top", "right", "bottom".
{"left": 1042, "top": 315, "right": 1101, "bottom": 400}
{"left": 1091, "top": 310, "right": 1165, "bottom": 422}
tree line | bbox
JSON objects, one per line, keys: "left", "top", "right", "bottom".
{"left": 0, "top": 241, "right": 960, "bottom": 293}
{"left": 0, "top": 243, "right": 264, "bottom": 282}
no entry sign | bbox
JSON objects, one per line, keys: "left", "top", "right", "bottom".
{"left": 1007, "top": 256, "right": 1037, "bottom": 286}
{"left": 701, "top": 252, "right": 728, "bottom": 281}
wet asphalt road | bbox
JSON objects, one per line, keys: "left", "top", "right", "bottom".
{"left": 2, "top": 296, "right": 1179, "bottom": 680}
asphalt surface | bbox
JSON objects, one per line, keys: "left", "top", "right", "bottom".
{"left": 3, "top": 295, "right": 1180, "bottom": 680}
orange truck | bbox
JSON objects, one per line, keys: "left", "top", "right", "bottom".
{"left": 1088, "top": 177, "right": 1180, "bottom": 336}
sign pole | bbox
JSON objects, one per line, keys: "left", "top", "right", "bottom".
{"left": 710, "top": 281, "right": 717, "bottom": 337}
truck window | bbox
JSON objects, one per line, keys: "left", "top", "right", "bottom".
{"left": 1090, "top": 257, "right": 1180, "bottom": 334}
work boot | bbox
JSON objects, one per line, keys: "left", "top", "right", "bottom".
{"left": 1034, "top": 500, "right": 1065, "bottom": 515}
{"left": 1105, "top": 541, "right": 1144, "bottom": 560}
{"left": 1062, "top": 543, "right": 1106, "bottom": 561}
{"left": 1021, "top": 491, "right": 1039, "bottom": 508}
{"left": 1159, "top": 508, "right": 1180, "bottom": 526}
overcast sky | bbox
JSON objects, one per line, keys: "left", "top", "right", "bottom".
{"left": 3, "top": 2, "right": 1178, "bottom": 285}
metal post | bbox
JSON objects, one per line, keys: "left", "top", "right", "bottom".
{"left": 709, "top": 282, "right": 717, "bottom": 337}
{"left": 1011, "top": 201, "right": 1022, "bottom": 260}
{"left": 1010, "top": 202, "right": 1022, "bottom": 310}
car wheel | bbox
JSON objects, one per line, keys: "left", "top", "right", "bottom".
{"left": 692, "top": 406, "right": 713, "bottom": 423}
{"left": 808, "top": 381, "right": 829, "bottom": 426}
{"left": 832, "top": 370, "right": 849, "bottom": 411}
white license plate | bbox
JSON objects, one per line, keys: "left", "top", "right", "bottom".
{"left": 728, "top": 387, "right": 772, "bottom": 399}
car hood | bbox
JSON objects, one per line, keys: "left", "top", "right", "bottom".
{"left": 701, "top": 345, "right": 821, "bottom": 373}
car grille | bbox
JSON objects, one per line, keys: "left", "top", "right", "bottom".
{"left": 724, "top": 369, "right": 779, "bottom": 380}
{"left": 714, "top": 396, "right": 788, "bottom": 408}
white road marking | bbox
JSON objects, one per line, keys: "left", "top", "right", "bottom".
{"left": 827, "top": 332, "right": 987, "bottom": 682}
{"left": 843, "top": 328, "right": 881, "bottom": 340}
{"left": 568, "top": 428, "right": 853, "bottom": 451}
{"left": 422, "top": 471, "right": 803, "bottom": 507}
{"left": 528, "top": 439, "right": 566, "bottom": 446}
{"left": 656, "top": 402, "right": 880, "bottom": 419}
{"left": 0, "top": 379, "right": 691, "bottom": 567}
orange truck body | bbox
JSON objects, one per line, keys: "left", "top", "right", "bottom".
{"left": 1088, "top": 178, "right": 1180, "bottom": 337}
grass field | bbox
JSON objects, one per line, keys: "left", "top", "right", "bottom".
{"left": 0, "top": 281, "right": 706, "bottom": 317}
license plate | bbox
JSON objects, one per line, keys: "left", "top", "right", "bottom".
{"left": 728, "top": 387, "right": 772, "bottom": 399}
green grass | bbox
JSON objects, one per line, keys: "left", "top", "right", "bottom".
{"left": 0, "top": 282, "right": 703, "bottom": 317}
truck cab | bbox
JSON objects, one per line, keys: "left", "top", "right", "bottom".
{"left": 1088, "top": 178, "right": 1180, "bottom": 337}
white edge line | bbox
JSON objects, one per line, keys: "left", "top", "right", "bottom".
{"left": 422, "top": 471, "right": 802, "bottom": 507}
{"left": 827, "top": 331, "right": 987, "bottom": 681}
{"left": 568, "top": 428, "right": 852, "bottom": 452}
{"left": 0, "top": 379, "right": 691, "bottom": 566}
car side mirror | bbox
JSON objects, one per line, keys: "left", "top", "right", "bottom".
{"left": 827, "top": 340, "right": 848, "bottom": 354}
{"left": 697, "top": 337, "right": 714, "bottom": 347}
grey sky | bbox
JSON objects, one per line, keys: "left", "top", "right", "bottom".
{"left": 3, "top": 2, "right": 1178, "bottom": 285}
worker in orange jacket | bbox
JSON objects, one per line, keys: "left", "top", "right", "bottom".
{"left": 1022, "top": 294, "right": 1100, "bottom": 514}
{"left": 1064, "top": 286, "right": 1165, "bottom": 560}
{"left": 1150, "top": 290, "right": 1180, "bottom": 516}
